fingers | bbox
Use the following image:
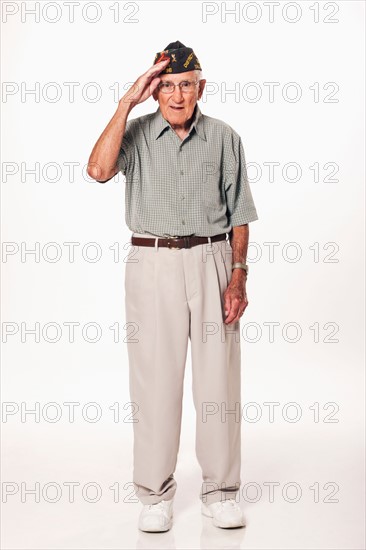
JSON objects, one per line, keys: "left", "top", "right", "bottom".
{"left": 230, "top": 302, "right": 248, "bottom": 324}
{"left": 149, "top": 76, "right": 162, "bottom": 94}
{"left": 223, "top": 293, "right": 232, "bottom": 320}
{"left": 122, "top": 59, "right": 170, "bottom": 106}
{"left": 132, "top": 58, "right": 170, "bottom": 98}
{"left": 145, "top": 58, "right": 170, "bottom": 80}
{"left": 224, "top": 297, "right": 248, "bottom": 325}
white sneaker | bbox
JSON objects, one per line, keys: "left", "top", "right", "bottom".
{"left": 201, "top": 498, "right": 246, "bottom": 528}
{"left": 138, "top": 498, "right": 174, "bottom": 532}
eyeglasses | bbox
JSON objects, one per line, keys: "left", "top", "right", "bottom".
{"left": 157, "top": 80, "right": 200, "bottom": 94}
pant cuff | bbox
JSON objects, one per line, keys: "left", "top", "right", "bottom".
{"left": 201, "top": 489, "right": 240, "bottom": 505}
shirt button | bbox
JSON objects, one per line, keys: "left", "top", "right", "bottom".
{"left": 180, "top": 194, "right": 185, "bottom": 200}
{"left": 180, "top": 170, "right": 184, "bottom": 175}
{"left": 182, "top": 220, "right": 185, "bottom": 225}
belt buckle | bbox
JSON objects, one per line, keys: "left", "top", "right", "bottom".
{"left": 167, "top": 240, "right": 181, "bottom": 250}
{"left": 165, "top": 235, "right": 181, "bottom": 250}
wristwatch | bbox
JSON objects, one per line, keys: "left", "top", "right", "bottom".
{"left": 232, "top": 262, "right": 249, "bottom": 276}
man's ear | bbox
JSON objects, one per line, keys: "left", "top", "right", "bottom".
{"left": 197, "top": 79, "right": 206, "bottom": 100}
{"left": 152, "top": 89, "right": 158, "bottom": 101}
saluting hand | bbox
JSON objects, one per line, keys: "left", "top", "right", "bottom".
{"left": 121, "top": 58, "right": 170, "bottom": 110}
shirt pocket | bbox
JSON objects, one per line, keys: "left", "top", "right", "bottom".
{"left": 201, "top": 159, "right": 224, "bottom": 209}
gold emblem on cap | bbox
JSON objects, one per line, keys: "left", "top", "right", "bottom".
{"left": 183, "top": 52, "right": 194, "bottom": 68}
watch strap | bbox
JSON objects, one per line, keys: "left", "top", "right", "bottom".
{"left": 232, "top": 262, "right": 248, "bottom": 274}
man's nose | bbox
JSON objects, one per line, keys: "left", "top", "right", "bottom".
{"left": 172, "top": 85, "right": 184, "bottom": 101}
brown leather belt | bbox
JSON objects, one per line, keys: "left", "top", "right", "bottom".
{"left": 131, "top": 233, "right": 228, "bottom": 250}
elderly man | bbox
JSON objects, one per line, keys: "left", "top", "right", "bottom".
{"left": 87, "top": 40, "right": 258, "bottom": 532}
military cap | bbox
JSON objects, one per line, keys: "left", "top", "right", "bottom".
{"left": 153, "top": 40, "right": 202, "bottom": 74}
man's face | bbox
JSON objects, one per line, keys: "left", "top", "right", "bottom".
{"left": 152, "top": 70, "right": 206, "bottom": 126}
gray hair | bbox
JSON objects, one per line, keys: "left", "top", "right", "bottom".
{"left": 194, "top": 69, "right": 203, "bottom": 81}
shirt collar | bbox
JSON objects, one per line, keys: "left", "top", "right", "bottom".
{"left": 152, "top": 103, "right": 206, "bottom": 141}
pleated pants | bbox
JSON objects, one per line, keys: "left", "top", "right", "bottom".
{"left": 124, "top": 231, "right": 242, "bottom": 505}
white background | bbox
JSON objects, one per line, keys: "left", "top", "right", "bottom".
{"left": 1, "top": 1, "right": 365, "bottom": 549}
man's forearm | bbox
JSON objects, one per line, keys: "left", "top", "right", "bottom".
{"left": 87, "top": 100, "right": 132, "bottom": 182}
{"left": 229, "top": 224, "right": 249, "bottom": 281}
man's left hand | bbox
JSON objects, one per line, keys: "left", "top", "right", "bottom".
{"left": 223, "top": 272, "right": 248, "bottom": 325}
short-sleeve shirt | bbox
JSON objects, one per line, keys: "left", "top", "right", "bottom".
{"left": 117, "top": 103, "right": 258, "bottom": 237}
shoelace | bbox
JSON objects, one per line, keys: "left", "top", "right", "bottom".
{"left": 220, "top": 499, "right": 239, "bottom": 508}
{"left": 147, "top": 501, "right": 169, "bottom": 512}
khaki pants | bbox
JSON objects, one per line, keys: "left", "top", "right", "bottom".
{"left": 125, "top": 232, "right": 242, "bottom": 505}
